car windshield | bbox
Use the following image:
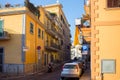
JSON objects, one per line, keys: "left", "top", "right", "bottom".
{"left": 63, "top": 65, "right": 77, "bottom": 69}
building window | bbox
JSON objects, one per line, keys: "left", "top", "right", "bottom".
{"left": 0, "top": 48, "right": 3, "bottom": 72}
{"left": 38, "top": 28, "right": 41, "bottom": 38}
{"left": 61, "top": 40, "right": 63, "bottom": 45}
{"left": 47, "top": 20, "right": 49, "bottom": 28}
{"left": 63, "top": 29, "right": 65, "bottom": 35}
{"left": 61, "top": 15, "right": 65, "bottom": 24}
{"left": 107, "top": 0, "right": 120, "bottom": 8}
{"left": 42, "top": 31, "right": 44, "bottom": 39}
{"left": 30, "top": 22, "right": 34, "bottom": 34}
{"left": 44, "top": 54, "right": 47, "bottom": 66}
{"left": 0, "top": 20, "right": 3, "bottom": 37}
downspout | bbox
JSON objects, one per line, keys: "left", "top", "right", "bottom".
{"left": 22, "top": 14, "right": 26, "bottom": 73}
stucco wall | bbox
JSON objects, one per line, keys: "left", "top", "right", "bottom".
{"left": 96, "top": 26, "right": 120, "bottom": 80}
{"left": 0, "top": 14, "right": 23, "bottom": 64}
{"left": 95, "top": 0, "right": 120, "bottom": 22}
{"left": 25, "top": 14, "right": 45, "bottom": 64}
{"left": 91, "top": 0, "right": 120, "bottom": 80}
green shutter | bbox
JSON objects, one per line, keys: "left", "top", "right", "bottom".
{"left": 30, "top": 22, "right": 34, "bottom": 34}
{"left": 0, "top": 20, "right": 3, "bottom": 36}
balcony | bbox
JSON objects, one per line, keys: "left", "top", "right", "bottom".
{"left": 0, "top": 31, "right": 11, "bottom": 40}
{"left": 51, "top": 42, "right": 61, "bottom": 50}
{"left": 45, "top": 27, "right": 58, "bottom": 39}
{"left": 81, "top": 28, "right": 91, "bottom": 43}
{"left": 45, "top": 41, "right": 61, "bottom": 51}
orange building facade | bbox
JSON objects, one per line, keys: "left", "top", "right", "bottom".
{"left": 91, "top": 0, "right": 120, "bottom": 80}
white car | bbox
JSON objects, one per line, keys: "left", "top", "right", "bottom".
{"left": 61, "top": 62, "right": 82, "bottom": 80}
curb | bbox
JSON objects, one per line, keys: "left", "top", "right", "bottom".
{"left": 0, "top": 63, "right": 64, "bottom": 79}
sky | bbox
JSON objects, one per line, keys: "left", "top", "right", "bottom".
{"left": 0, "top": 0, "right": 85, "bottom": 41}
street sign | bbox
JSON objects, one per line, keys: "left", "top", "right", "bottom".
{"left": 37, "top": 46, "right": 41, "bottom": 50}
{"left": 23, "top": 46, "right": 29, "bottom": 51}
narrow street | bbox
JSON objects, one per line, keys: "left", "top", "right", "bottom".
{"left": 36, "top": 69, "right": 61, "bottom": 80}
{"left": 1, "top": 66, "right": 62, "bottom": 80}
{"left": 1, "top": 62, "right": 90, "bottom": 80}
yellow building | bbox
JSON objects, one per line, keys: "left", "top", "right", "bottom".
{"left": 0, "top": 1, "right": 45, "bottom": 73}
{"left": 73, "top": 25, "right": 81, "bottom": 45}
{"left": 91, "top": 0, "right": 120, "bottom": 80}
{"left": 44, "top": 3, "right": 71, "bottom": 61}
{"left": 39, "top": 6, "right": 62, "bottom": 65}
{"left": 0, "top": 1, "right": 70, "bottom": 74}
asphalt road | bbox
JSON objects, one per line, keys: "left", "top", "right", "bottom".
{"left": 0, "top": 66, "right": 62, "bottom": 80}
{"left": 37, "top": 69, "right": 61, "bottom": 80}
{"left": 0, "top": 62, "right": 91, "bottom": 80}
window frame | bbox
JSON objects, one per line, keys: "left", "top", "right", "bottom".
{"left": 107, "top": 0, "right": 120, "bottom": 8}
{"left": 42, "top": 30, "right": 44, "bottom": 39}
{"left": 38, "top": 28, "right": 41, "bottom": 38}
{"left": 0, "top": 19, "right": 4, "bottom": 36}
{"left": 30, "top": 22, "right": 34, "bottom": 34}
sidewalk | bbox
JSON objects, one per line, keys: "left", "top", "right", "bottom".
{"left": 0, "top": 63, "right": 63, "bottom": 79}
{"left": 80, "top": 68, "right": 91, "bottom": 80}
{"left": 80, "top": 62, "right": 91, "bottom": 80}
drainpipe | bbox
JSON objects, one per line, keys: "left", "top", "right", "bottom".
{"left": 22, "top": 14, "right": 26, "bottom": 74}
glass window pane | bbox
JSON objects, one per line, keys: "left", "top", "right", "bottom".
{"left": 64, "top": 65, "right": 77, "bottom": 69}
{"left": 30, "top": 22, "right": 34, "bottom": 34}
{"left": 0, "top": 20, "right": 3, "bottom": 36}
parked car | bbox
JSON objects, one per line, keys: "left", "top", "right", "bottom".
{"left": 61, "top": 62, "right": 82, "bottom": 80}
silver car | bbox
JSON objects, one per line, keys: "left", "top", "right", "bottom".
{"left": 61, "top": 62, "right": 82, "bottom": 80}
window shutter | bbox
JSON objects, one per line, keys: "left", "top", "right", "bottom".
{"left": 0, "top": 20, "right": 3, "bottom": 29}
{"left": 0, "top": 20, "right": 3, "bottom": 36}
{"left": 114, "top": 0, "right": 118, "bottom": 7}
{"left": 108, "top": 0, "right": 120, "bottom": 8}
{"left": 30, "top": 22, "right": 34, "bottom": 34}
{"left": 107, "top": 0, "right": 113, "bottom": 8}
{"left": 118, "top": 0, "right": 120, "bottom": 7}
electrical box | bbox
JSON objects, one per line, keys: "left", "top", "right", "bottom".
{"left": 101, "top": 59, "right": 116, "bottom": 73}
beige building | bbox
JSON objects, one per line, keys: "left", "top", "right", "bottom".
{"left": 44, "top": 3, "right": 71, "bottom": 61}
{"left": 90, "top": 0, "right": 120, "bottom": 80}
{"left": 0, "top": 1, "right": 45, "bottom": 73}
{"left": 0, "top": 1, "right": 71, "bottom": 74}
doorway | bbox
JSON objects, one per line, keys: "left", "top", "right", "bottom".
{"left": 0, "top": 48, "right": 3, "bottom": 72}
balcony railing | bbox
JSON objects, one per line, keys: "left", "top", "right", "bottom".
{"left": 50, "top": 42, "right": 61, "bottom": 50}
{"left": 46, "top": 27, "right": 58, "bottom": 39}
{"left": 0, "top": 31, "right": 11, "bottom": 40}
{"left": 45, "top": 41, "right": 61, "bottom": 51}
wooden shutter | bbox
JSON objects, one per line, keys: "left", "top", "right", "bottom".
{"left": 108, "top": 0, "right": 120, "bottom": 8}
{"left": 114, "top": 0, "right": 118, "bottom": 7}
{"left": 107, "top": 0, "right": 113, "bottom": 8}
{"left": 118, "top": 0, "right": 120, "bottom": 7}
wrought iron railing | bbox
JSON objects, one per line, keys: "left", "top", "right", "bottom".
{"left": 0, "top": 31, "right": 10, "bottom": 40}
